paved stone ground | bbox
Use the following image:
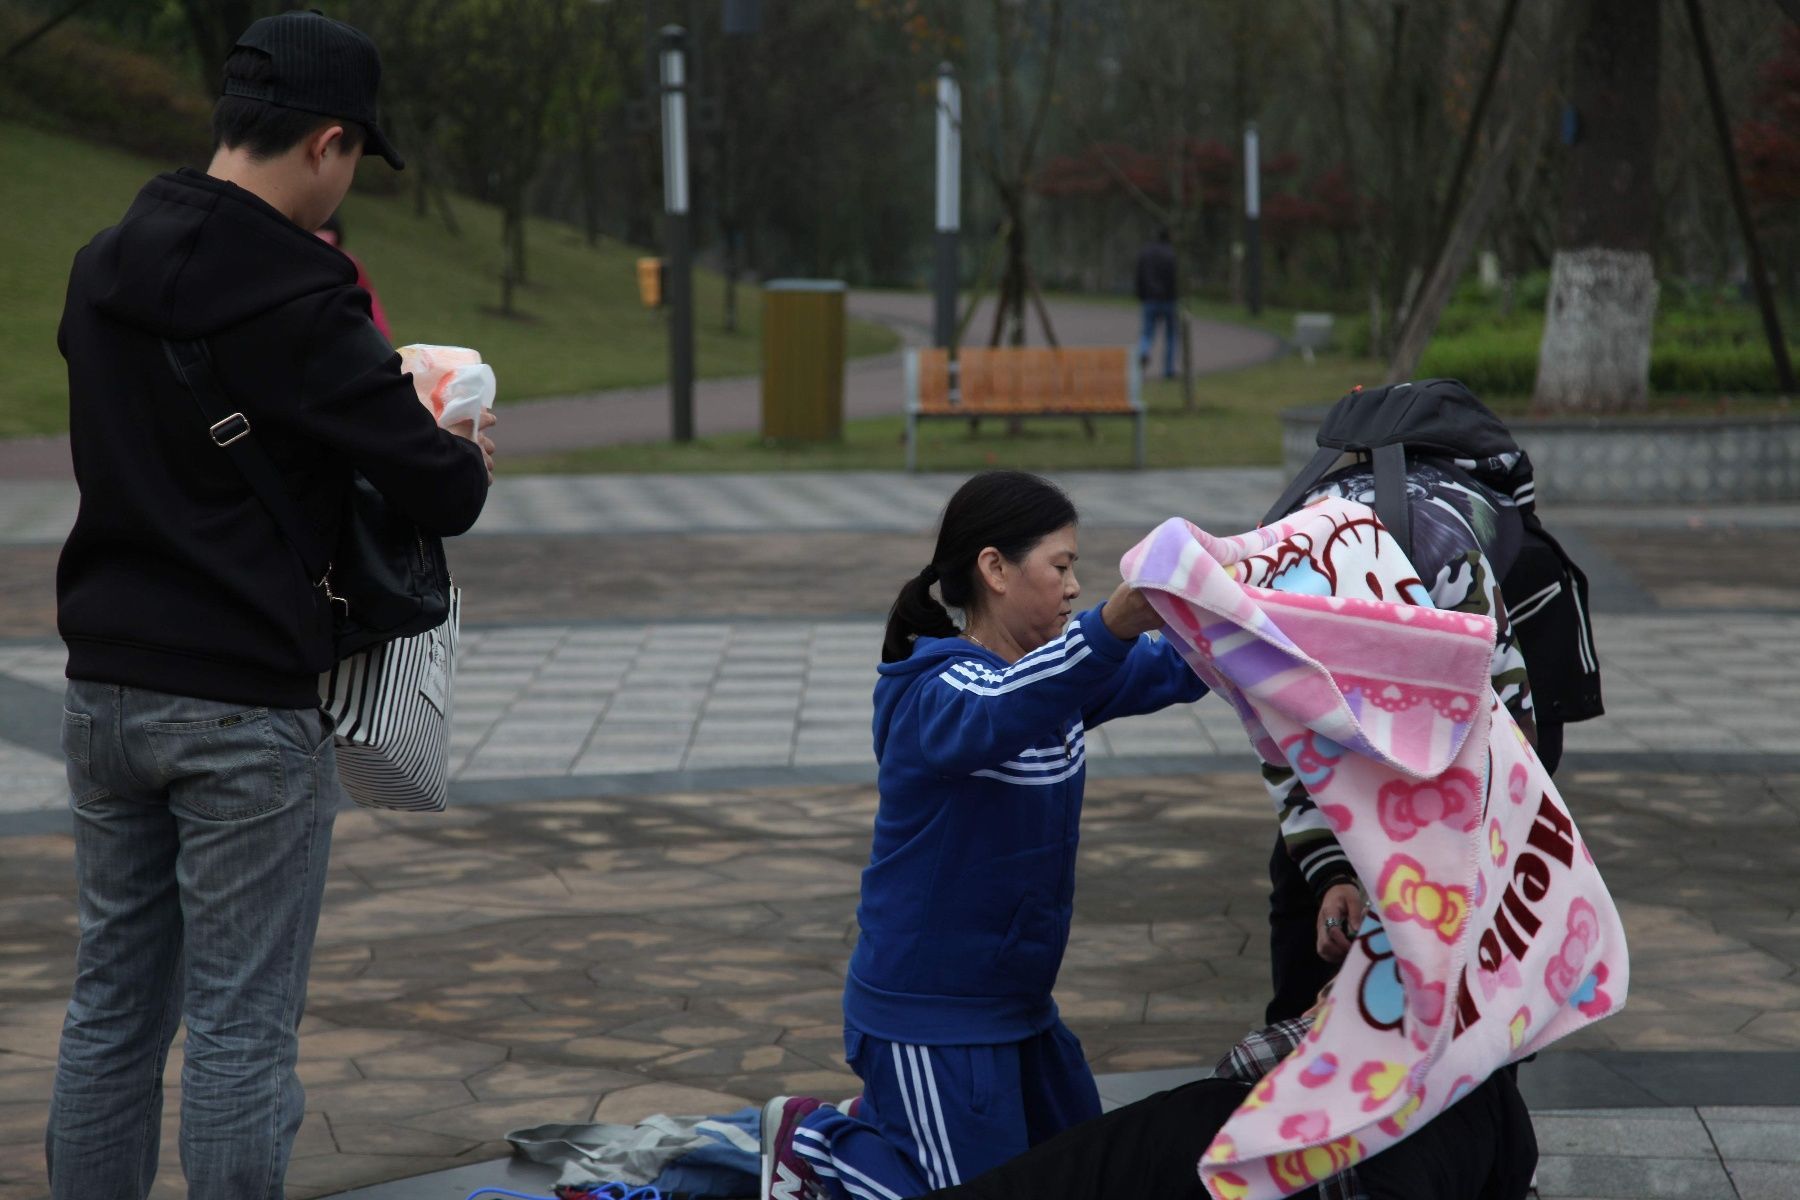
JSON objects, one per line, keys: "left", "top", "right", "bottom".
{"left": 1, "top": 467, "right": 1799, "bottom": 1198}
{"left": 0, "top": 769, "right": 1797, "bottom": 1199}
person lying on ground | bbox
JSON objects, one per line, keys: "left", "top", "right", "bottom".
{"left": 767, "top": 1006, "right": 1537, "bottom": 1200}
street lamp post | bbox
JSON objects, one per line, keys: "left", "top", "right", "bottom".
{"left": 660, "top": 24, "right": 695, "bottom": 442}
{"left": 1244, "top": 121, "right": 1262, "bottom": 318}
{"left": 933, "top": 62, "right": 961, "bottom": 351}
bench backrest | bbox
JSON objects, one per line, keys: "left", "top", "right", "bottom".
{"left": 911, "top": 347, "right": 1138, "bottom": 414}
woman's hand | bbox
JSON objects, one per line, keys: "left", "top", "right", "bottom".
{"left": 448, "top": 409, "right": 498, "bottom": 485}
{"left": 1316, "top": 880, "right": 1366, "bottom": 962}
{"left": 1100, "top": 582, "right": 1161, "bottom": 640}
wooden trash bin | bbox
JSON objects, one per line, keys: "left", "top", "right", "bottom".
{"left": 761, "top": 279, "right": 847, "bottom": 441}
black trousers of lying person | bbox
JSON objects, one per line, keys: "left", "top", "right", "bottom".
{"left": 919, "top": 1060, "right": 1536, "bottom": 1200}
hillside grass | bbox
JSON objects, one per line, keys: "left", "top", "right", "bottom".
{"left": 0, "top": 121, "right": 897, "bottom": 437}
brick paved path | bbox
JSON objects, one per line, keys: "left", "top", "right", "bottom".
{"left": 2, "top": 467, "right": 1799, "bottom": 1198}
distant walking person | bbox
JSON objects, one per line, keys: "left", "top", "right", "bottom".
{"left": 46, "top": 12, "right": 492, "bottom": 1199}
{"left": 1134, "top": 228, "right": 1179, "bottom": 379}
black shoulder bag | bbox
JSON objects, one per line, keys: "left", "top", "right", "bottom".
{"left": 161, "top": 337, "right": 451, "bottom": 659}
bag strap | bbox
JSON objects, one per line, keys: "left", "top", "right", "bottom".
{"left": 161, "top": 337, "right": 330, "bottom": 586}
{"left": 1371, "top": 442, "right": 1412, "bottom": 561}
{"left": 1260, "top": 445, "right": 1343, "bottom": 529}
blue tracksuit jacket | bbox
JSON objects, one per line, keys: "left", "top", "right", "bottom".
{"left": 844, "top": 605, "right": 1208, "bottom": 1045}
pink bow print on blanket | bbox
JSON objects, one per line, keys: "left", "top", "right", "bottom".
{"left": 1120, "top": 498, "right": 1628, "bottom": 1200}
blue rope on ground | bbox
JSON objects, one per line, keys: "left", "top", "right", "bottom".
{"left": 464, "top": 1185, "right": 672, "bottom": 1200}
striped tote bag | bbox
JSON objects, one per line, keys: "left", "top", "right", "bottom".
{"left": 320, "top": 588, "right": 460, "bottom": 812}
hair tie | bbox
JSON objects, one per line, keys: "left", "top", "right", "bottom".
{"left": 919, "top": 564, "right": 939, "bottom": 584}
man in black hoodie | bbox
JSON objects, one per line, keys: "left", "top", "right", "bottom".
{"left": 46, "top": 13, "right": 492, "bottom": 1198}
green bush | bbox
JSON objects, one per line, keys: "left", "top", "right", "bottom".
{"left": 1651, "top": 342, "right": 1797, "bottom": 394}
{"left": 1416, "top": 324, "right": 1542, "bottom": 397}
{"left": 1413, "top": 290, "right": 1800, "bottom": 397}
{"left": 0, "top": 5, "right": 209, "bottom": 164}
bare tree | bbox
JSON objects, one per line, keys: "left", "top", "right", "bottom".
{"left": 1533, "top": 0, "right": 1660, "bottom": 413}
{"left": 437, "top": 0, "right": 580, "bottom": 316}
{"left": 973, "top": 0, "right": 1068, "bottom": 349}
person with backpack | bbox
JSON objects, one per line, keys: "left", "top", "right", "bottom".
{"left": 47, "top": 13, "right": 492, "bottom": 1197}
{"left": 760, "top": 470, "right": 1210, "bottom": 1200}
{"left": 1257, "top": 379, "right": 1602, "bottom": 1022}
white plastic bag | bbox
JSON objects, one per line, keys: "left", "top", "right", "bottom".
{"left": 398, "top": 344, "right": 496, "bottom": 430}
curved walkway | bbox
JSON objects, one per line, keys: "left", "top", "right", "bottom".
{"left": 0, "top": 293, "right": 1280, "bottom": 478}
{"left": 481, "top": 291, "right": 1281, "bottom": 458}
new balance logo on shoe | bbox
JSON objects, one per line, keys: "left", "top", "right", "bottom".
{"left": 761, "top": 1093, "right": 829, "bottom": 1200}
{"left": 770, "top": 1161, "right": 819, "bottom": 1200}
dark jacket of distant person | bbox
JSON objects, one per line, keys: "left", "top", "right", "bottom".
{"left": 1134, "top": 235, "right": 1178, "bottom": 304}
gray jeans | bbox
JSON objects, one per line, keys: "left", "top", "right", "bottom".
{"left": 47, "top": 680, "right": 340, "bottom": 1200}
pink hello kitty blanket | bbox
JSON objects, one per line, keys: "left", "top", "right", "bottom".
{"left": 1120, "top": 498, "right": 1628, "bottom": 1200}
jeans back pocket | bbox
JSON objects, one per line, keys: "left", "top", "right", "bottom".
{"left": 62, "top": 709, "right": 110, "bottom": 806}
{"left": 61, "top": 709, "right": 92, "bottom": 766}
{"left": 145, "top": 708, "right": 284, "bottom": 821}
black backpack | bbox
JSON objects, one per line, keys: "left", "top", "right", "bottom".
{"left": 1262, "top": 379, "right": 1605, "bottom": 748}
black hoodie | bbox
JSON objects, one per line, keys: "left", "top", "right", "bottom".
{"left": 56, "top": 168, "right": 489, "bottom": 709}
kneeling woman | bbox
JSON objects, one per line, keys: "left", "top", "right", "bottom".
{"left": 764, "top": 471, "right": 1209, "bottom": 1200}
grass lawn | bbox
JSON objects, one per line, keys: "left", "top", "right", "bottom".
{"left": 510, "top": 351, "right": 1387, "bottom": 474}
{"left": 0, "top": 121, "right": 897, "bottom": 437}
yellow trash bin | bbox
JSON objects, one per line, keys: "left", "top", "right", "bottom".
{"left": 761, "top": 279, "right": 846, "bottom": 441}
{"left": 636, "top": 257, "right": 664, "bottom": 309}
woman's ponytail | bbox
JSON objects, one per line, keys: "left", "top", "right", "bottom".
{"left": 882, "top": 566, "right": 958, "bottom": 663}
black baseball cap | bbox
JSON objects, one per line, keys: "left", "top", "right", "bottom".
{"left": 223, "top": 11, "right": 405, "bottom": 170}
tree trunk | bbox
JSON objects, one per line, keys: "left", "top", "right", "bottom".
{"left": 1388, "top": 119, "right": 1523, "bottom": 383}
{"left": 1535, "top": 249, "right": 1659, "bottom": 411}
{"left": 500, "top": 207, "right": 519, "bottom": 316}
{"left": 510, "top": 193, "right": 529, "bottom": 288}
{"left": 1534, "top": 0, "right": 1661, "bottom": 413}
{"left": 181, "top": 0, "right": 260, "bottom": 94}
{"left": 723, "top": 221, "right": 741, "bottom": 334}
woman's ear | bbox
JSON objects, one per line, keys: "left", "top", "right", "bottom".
{"left": 974, "top": 546, "right": 1008, "bottom": 597}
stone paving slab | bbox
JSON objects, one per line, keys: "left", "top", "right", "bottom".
{"left": 7, "top": 468, "right": 1800, "bottom": 547}
{"left": 0, "top": 469, "right": 1287, "bottom": 546}
{"left": 2, "top": 609, "right": 1799, "bottom": 814}
{"left": 0, "top": 769, "right": 1795, "bottom": 1197}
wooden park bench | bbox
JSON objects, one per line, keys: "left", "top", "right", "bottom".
{"left": 904, "top": 346, "right": 1146, "bottom": 471}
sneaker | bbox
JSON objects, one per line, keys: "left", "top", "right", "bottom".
{"left": 760, "top": 1094, "right": 827, "bottom": 1200}
{"left": 836, "top": 1094, "right": 863, "bottom": 1120}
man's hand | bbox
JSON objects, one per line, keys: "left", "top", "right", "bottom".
{"left": 1316, "top": 880, "right": 1366, "bottom": 963}
{"left": 1101, "top": 582, "right": 1161, "bottom": 640}
{"left": 447, "top": 409, "right": 497, "bottom": 485}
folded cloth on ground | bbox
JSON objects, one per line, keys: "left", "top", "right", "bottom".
{"left": 507, "top": 1108, "right": 760, "bottom": 1198}
{"left": 1120, "top": 497, "right": 1628, "bottom": 1200}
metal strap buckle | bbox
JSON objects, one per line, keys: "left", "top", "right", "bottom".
{"left": 209, "top": 413, "right": 251, "bottom": 447}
